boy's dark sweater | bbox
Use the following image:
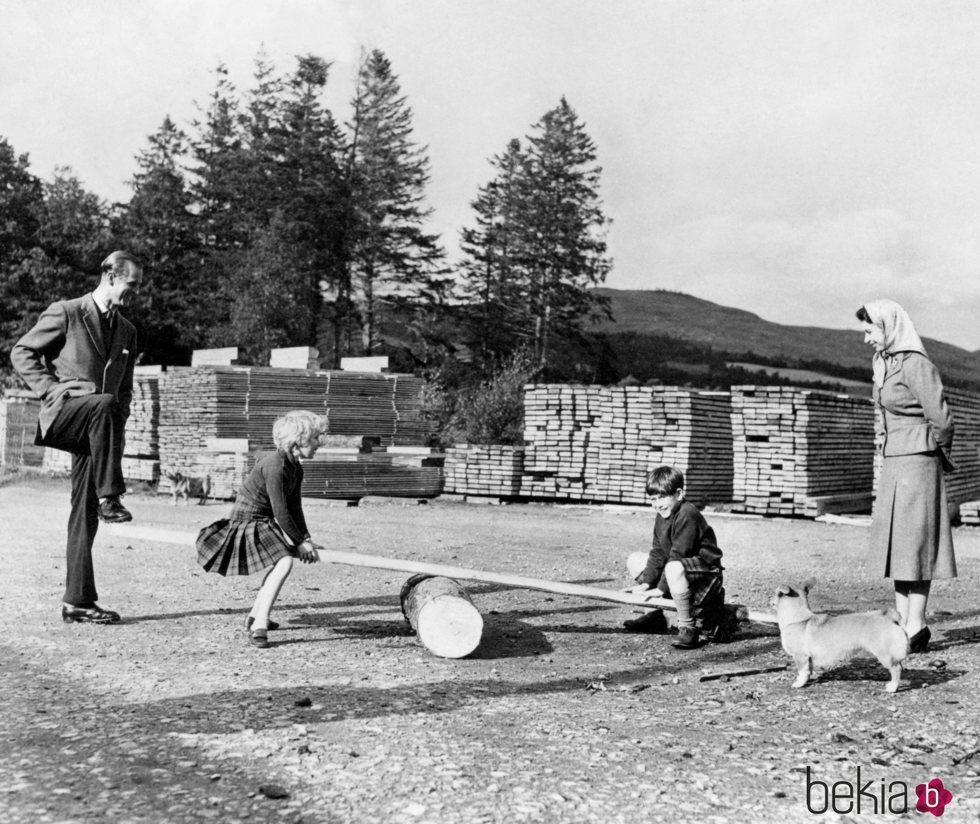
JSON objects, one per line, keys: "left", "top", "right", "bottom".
{"left": 637, "top": 500, "right": 723, "bottom": 587}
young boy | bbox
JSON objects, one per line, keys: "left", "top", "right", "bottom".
{"left": 622, "top": 465, "right": 725, "bottom": 648}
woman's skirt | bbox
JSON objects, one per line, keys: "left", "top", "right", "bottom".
{"left": 872, "top": 452, "right": 956, "bottom": 581}
{"left": 196, "top": 518, "right": 297, "bottom": 577}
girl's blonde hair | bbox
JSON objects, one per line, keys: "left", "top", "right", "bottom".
{"left": 273, "top": 410, "right": 327, "bottom": 452}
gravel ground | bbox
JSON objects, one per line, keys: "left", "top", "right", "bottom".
{"left": 2, "top": 473, "right": 979, "bottom": 824}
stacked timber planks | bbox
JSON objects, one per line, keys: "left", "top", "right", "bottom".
{"left": 0, "top": 394, "right": 43, "bottom": 468}
{"left": 520, "top": 385, "right": 734, "bottom": 506}
{"left": 158, "top": 366, "right": 430, "bottom": 500}
{"left": 587, "top": 387, "right": 658, "bottom": 504}
{"left": 302, "top": 448, "right": 443, "bottom": 501}
{"left": 521, "top": 385, "right": 601, "bottom": 501}
{"left": 651, "top": 388, "right": 733, "bottom": 505}
{"left": 959, "top": 500, "right": 980, "bottom": 525}
{"left": 123, "top": 367, "right": 162, "bottom": 483}
{"left": 443, "top": 445, "right": 525, "bottom": 497}
{"left": 731, "top": 386, "right": 874, "bottom": 516}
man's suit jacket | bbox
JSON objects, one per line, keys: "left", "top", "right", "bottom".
{"left": 10, "top": 294, "right": 137, "bottom": 442}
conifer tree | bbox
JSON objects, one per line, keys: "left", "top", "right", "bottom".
{"left": 343, "top": 49, "right": 444, "bottom": 356}
{"left": 520, "top": 97, "right": 611, "bottom": 368}
{"left": 187, "top": 64, "right": 245, "bottom": 347}
{"left": 460, "top": 98, "right": 611, "bottom": 371}
{"left": 116, "top": 116, "right": 202, "bottom": 363}
{"left": 0, "top": 138, "right": 45, "bottom": 374}
{"left": 458, "top": 138, "right": 531, "bottom": 365}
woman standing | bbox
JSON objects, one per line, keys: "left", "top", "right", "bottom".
{"left": 857, "top": 299, "right": 956, "bottom": 653}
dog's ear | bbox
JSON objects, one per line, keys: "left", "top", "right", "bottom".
{"left": 802, "top": 577, "right": 817, "bottom": 595}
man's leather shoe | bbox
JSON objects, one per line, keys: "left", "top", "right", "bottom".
{"left": 98, "top": 496, "right": 132, "bottom": 523}
{"left": 62, "top": 603, "right": 121, "bottom": 624}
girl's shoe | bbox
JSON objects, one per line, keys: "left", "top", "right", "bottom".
{"left": 908, "top": 626, "right": 931, "bottom": 653}
{"left": 245, "top": 616, "right": 280, "bottom": 632}
{"left": 249, "top": 628, "right": 269, "bottom": 649}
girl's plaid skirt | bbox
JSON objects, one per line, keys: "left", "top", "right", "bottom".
{"left": 196, "top": 517, "right": 296, "bottom": 576}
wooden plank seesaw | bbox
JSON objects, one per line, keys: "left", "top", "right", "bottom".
{"left": 106, "top": 524, "right": 777, "bottom": 650}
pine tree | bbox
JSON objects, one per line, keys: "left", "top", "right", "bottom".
{"left": 279, "top": 54, "right": 347, "bottom": 363}
{"left": 116, "top": 116, "right": 202, "bottom": 363}
{"left": 343, "top": 49, "right": 444, "bottom": 356}
{"left": 458, "top": 138, "right": 532, "bottom": 365}
{"left": 521, "top": 98, "right": 611, "bottom": 368}
{"left": 0, "top": 137, "right": 44, "bottom": 377}
{"left": 187, "top": 64, "right": 245, "bottom": 347}
{"left": 460, "top": 98, "right": 611, "bottom": 371}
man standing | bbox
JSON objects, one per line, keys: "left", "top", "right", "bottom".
{"left": 11, "top": 251, "right": 143, "bottom": 624}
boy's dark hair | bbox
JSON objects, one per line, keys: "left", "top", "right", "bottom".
{"left": 646, "top": 465, "right": 685, "bottom": 496}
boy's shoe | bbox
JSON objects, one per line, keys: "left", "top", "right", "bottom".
{"left": 672, "top": 625, "right": 700, "bottom": 649}
{"left": 623, "top": 610, "right": 668, "bottom": 634}
{"left": 249, "top": 629, "right": 269, "bottom": 649}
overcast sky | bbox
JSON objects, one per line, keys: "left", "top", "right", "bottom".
{"left": 4, "top": 0, "right": 980, "bottom": 350}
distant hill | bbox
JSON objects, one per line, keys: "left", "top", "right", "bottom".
{"left": 592, "top": 288, "right": 980, "bottom": 389}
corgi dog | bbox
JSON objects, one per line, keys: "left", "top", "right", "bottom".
{"left": 165, "top": 471, "right": 211, "bottom": 506}
{"left": 774, "top": 582, "right": 908, "bottom": 693}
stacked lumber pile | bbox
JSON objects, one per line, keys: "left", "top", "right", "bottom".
{"left": 521, "top": 385, "right": 601, "bottom": 501}
{"left": 0, "top": 393, "right": 43, "bottom": 468}
{"left": 653, "top": 388, "right": 733, "bottom": 504}
{"left": 444, "top": 445, "right": 525, "bottom": 497}
{"left": 123, "top": 367, "right": 162, "bottom": 483}
{"left": 960, "top": 500, "right": 980, "bottom": 525}
{"left": 158, "top": 366, "right": 430, "bottom": 500}
{"left": 520, "top": 385, "right": 734, "bottom": 506}
{"left": 586, "top": 387, "right": 659, "bottom": 504}
{"left": 874, "top": 386, "right": 980, "bottom": 522}
{"left": 302, "top": 447, "right": 443, "bottom": 501}
{"left": 731, "top": 386, "right": 874, "bottom": 516}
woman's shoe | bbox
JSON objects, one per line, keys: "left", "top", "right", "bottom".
{"left": 245, "top": 616, "right": 279, "bottom": 632}
{"left": 249, "top": 628, "right": 269, "bottom": 649}
{"left": 908, "top": 626, "right": 931, "bottom": 653}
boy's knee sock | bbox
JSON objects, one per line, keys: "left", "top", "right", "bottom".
{"left": 672, "top": 585, "right": 695, "bottom": 629}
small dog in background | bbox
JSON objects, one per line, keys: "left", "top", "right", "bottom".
{"left": 775, "top": 582, "right": 908, "bottom": 693}
{"left": 165, "top": 471, "right": 212, "bottom": 506}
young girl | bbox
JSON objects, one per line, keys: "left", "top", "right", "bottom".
{"left": 196, "top": 409, "right": 326, "bottom": 648}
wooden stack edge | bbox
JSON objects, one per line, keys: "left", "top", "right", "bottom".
{"left": 444, "top": 445, "right": 525, "bottom": 498}
{"left": 731, "top": 386, "right": 874, "bottom": 517}
{"left": 520, "top": 384, "right": 735, "bottom": 507}
{"left": 959, "top": 500, "right": 980, "bottom": 525}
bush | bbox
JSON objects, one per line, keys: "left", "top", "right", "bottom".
{"left": 429, "top": 350, "right": 539, "bottom": 447}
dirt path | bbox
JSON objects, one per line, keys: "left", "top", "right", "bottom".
{"left": 1, "top": 476, "right": 979, "bottom": 823}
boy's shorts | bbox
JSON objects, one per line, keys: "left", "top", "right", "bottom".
{"left": 659, "top": 556, "right": 724, "bottom": 612}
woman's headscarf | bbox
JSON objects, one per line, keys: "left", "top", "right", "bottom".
{"left": 861, "top": 298, "right": 927, "bottom": 387}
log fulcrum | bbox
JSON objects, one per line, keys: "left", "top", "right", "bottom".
{"left": 400, "top": 574, "right": 484, "bottom": 658}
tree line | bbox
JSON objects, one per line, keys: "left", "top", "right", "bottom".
{"left": 0, "top": 48, "right": 611, "bottom": 391}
